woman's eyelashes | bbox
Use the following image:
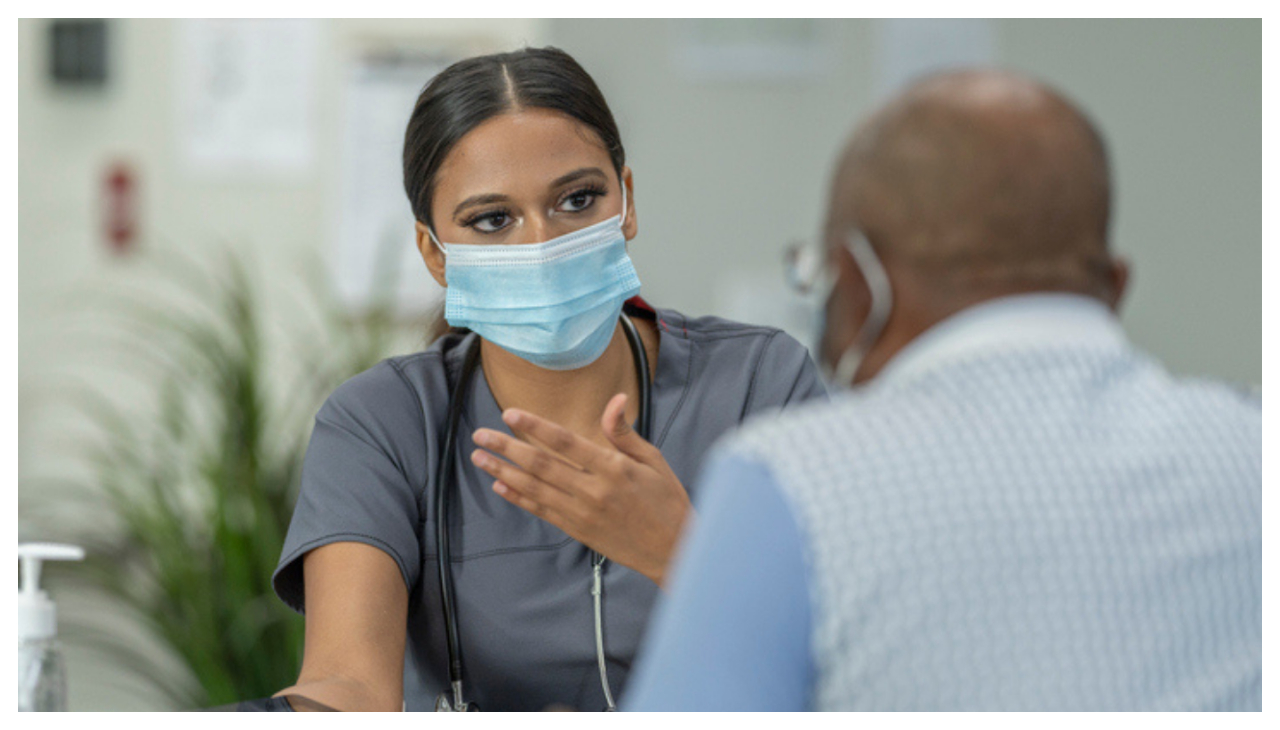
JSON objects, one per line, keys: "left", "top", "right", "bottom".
{"left": 462, "top": 209, "right": 512, "bottom": 233}
{"left": 458, "top": 185, "right": 608, "bottom": 235}
{"left": 557, "top": 184, "right": 607, "bottom": 213}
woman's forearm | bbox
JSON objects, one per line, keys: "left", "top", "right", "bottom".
{"left": 274, "top": 674, "right": 401, "bottom": 712}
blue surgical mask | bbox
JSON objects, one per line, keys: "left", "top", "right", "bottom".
{"left": 428, "top": 187, "right": 641, "bottom": 370}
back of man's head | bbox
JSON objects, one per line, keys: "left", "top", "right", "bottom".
{"left": 829, "top": 69, "right": 1117, "bottom": 305}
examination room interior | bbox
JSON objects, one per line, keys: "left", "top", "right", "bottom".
{"left": 16, "top": 18, "right": 1261, "bottom": 711}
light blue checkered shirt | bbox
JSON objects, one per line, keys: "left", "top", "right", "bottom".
{"left": 627, "top": 294, "right": 1260, "bottom": 711}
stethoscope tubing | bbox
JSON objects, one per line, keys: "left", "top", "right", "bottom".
{"left": 434, "top": 314, "right": 653, "bottom": 711}
{"left": 435, "top": 334, "right": 481, "bottom": 709}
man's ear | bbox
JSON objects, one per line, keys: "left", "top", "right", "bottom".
{"left": 1105, "top": 255, "right": 1130, "bottom": 313}
{"left": 620, "top": 166, "right": 638, "bottom": 241}
{"left": 415, "top": 221, "right": 448, "bottom": 288}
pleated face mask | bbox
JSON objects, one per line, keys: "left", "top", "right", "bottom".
{"left": 428, "top": 186, "right": 642, "bottom": 370}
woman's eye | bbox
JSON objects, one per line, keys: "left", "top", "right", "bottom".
{"left": 470, "top": 212, "right": 510, "bottom": 233}
{"left": 560, "top": 190, "right": 599, "bottom": 213}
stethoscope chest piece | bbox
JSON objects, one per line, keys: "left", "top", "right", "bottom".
{"left": 434, "top": 691, "right": 478, "bottom": 712}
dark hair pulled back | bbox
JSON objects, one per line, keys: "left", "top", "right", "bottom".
{"left": 402, "top": 46, "right": 626, "bottom": 231}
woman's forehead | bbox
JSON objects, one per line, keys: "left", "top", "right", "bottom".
{"left": 434, "top": 109, "right": 613, "bottom": 200}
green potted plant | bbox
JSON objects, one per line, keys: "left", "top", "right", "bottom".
{"left": 32, "top": 248, "right": 402, "bottom": 708}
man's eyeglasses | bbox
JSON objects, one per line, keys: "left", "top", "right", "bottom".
{"left": 783, "top": 240, "right": 834, "bottom": 296}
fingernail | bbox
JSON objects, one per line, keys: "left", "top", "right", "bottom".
{"left": 474, "top": 430, "right": 492, "bottom": 447}
{"left": 471, "top": 450, "right": 490, "bottom": 468}
{"left": 492, "top": 481, "right": 508, "bottom": 495}
{"left": 503, "top": 410, "right": 521, "bottom": 426}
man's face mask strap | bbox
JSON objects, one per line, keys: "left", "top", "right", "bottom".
{"left": 829, "top": 231, "right": 894, "bottom": 388}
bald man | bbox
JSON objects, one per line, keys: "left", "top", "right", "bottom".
{"left": 624, "top": 70, "right": 1260, "bottom": 711}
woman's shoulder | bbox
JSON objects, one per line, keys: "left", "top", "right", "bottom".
{"left": 317, "top": 332, "right": 474, "bottom": 435}
{"left": 650, "top": 305, "right": 827, "bottom": 410}
{"left": 652, "top": 305, "right": 810, "bottom": 353}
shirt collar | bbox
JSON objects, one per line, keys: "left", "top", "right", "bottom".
{"left": 874, "top": 293, "right": 1129, "bottom": 387}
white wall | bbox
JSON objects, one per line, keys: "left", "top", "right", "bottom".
{"left": 18, "top": 18, "right": 549, "bottom": 710}
{"left": 1001, "top": 19, "right": 1261, "bottom": 386}
{"left": 549, "top": 19, "right": 1261, "bottom": 386}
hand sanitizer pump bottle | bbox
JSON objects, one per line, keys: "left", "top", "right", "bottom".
{"left": 18, "top": 543, "right": 84, "bottom": 712}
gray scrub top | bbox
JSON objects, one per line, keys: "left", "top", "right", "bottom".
{"left": 272, "top": 303, "right": 828, "bottom": 711}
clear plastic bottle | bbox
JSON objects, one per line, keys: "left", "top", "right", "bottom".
{"left": 18, "top": 636, "right": 67, "bottom": 711}
{"left": 18, "top": 543, "right": 83, "bottom": 712}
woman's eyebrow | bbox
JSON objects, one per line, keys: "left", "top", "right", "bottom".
{"left": 550, "top": 167, "right": 608, "bottom": 188}
{"left": 452, "top": 193, "right": 509, "bottom": 218}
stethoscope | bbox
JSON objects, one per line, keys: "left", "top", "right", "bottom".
{"left": 433, "top": 313, "right": 653, "bottom": 712}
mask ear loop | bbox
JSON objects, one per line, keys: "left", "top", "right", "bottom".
{"left": 618, "top": 177, "right": 628, "bottom": 228}
{"left": 427, "top": 224, "right": 447, "bottom": 256}
{"left": 831, "top": 232, "right": 893, "bottom": 386}
{"left": 428, "top": 176, "right": 629, "bottom": 256}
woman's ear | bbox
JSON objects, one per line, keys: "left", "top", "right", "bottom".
{"left": 621, "top": 166, "right": 638, "bottom": 241}
{"left": 415, "top": 221, "right": 448, "bottom": 288}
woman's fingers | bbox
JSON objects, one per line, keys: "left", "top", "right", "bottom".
{"left": 473, "top": 404, "right": 691, "bottom": 587}
{"left": 473, "top": 428, "right": 584, "bottom": 489}
{"left": 500, "top": 409, "right": 613, "bottom": 472}
{"left": 491, "top": 480, "right": 563, "bottom": 524}
{"left": 469, "top": 447, "right": 576, "bottom": 520}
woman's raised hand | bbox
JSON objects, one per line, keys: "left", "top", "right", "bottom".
{"left": 470, "top": 393, "right": 692, "bottom": 587}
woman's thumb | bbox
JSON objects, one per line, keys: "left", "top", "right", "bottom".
{"left": 602, "top": 393, "right": 654, "bottom": 461}
{"left": 603, "top": 393, "right": 632, "bottom": 438}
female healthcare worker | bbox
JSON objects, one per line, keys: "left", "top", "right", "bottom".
{"left": 270, "top": 46, "right": 827, "bottom": 711}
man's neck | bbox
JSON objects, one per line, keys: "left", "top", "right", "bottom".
{"left": 855, "top": 290, "right": 1119, "bottom": 385}
{"left": 853, "top": 308, "right": 932, "bottom": 384}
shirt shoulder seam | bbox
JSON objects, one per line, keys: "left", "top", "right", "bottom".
{"left": 314, "top": 412, "right": 395, "bottom": 460}
{"left": 742, "top": 330, "right": 783, "bottom": 416}
{"left": 655, "top": 333, "right": 697, "bottom": 446}
{"left": 386, "top": 357, "right": 438, "bottom": 517}
{"left": 681, "top": 326, "right": 784, "bottom": 342}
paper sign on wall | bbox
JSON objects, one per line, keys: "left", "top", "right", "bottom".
{"left": 331, "top": 51, "right": 454, "bottom": 314}
{"left": 176, "top": 19, "right": 319, "bottom": 176}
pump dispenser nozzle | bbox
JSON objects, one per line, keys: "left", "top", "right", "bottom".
{"left": 18, "top": 543, "right": 84, "bottom": 642}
